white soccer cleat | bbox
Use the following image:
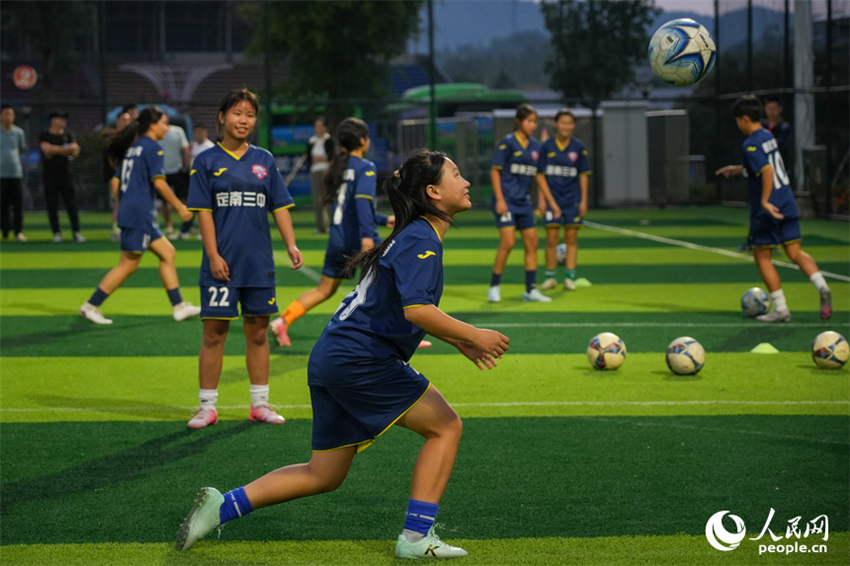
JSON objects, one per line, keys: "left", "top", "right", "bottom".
{"left": 539, "top": 277, "right": 557, "bottom": 291}
{"left": 79, "top": 302, "right": 113, "bottom": 325}
{"left": 52, "top": 232, "right": 62, "bottom": 243}
{"left": 395, "top": 526, "right": 469, "bottom": 559}
{"left": 73, "top": 232, "right": 86, "bottom": 243}
{"left": 187, "top": 406, "right": 218, "bottom": 429}
{"left": 173, "top": 301, "right": 201, "bottom": 321}
{"left": 755, "top": 309, "right": 791, "bottom": 323}
{"left": 175, "top": 487, "right": 224, "bottom": 550}
{"left": 249, "top": 403, "right": 286, "bottom": 424}
{"left": 488, "top": 285, "right": 501, "bottom": 303}
{"left": 522, "top": 288, "right": 552, "bottom": 303}
{"left": 564, "top": 278, "right": 577, "bottom": 291}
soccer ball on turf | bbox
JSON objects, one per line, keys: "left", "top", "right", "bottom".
{"left": 587, "top": 332, "right": 627, "bottom": 370}
{"left": 741, "top": 287, "right": 770, "bottom": 317}
{"left": 556, "top": 243, "right": 567, "bottom": 266}
{"left": 648, "top": 18, "right": 717, "bottom": 86}
{"left": 666, "top": 336, "right": 706, "bottom": 375}
{"left": 811, "top": 331, "right": 849, "bottom": 369}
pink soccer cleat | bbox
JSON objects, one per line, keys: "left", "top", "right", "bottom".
{"left": 249, "top": 403, "right": 286, "bottom": 425}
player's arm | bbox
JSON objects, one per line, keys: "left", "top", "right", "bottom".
{"left": 578, "top": 173, "right": 589, "bottom": 217}
{"left": 759, "top": 164, "right": 783, "bottom": 220}
{"left": 491, "top": 167, "right": 508, "bottom": 215}
{"left": 110, "top": 176, "right": 121, "bottom": 210}
{"left": 715, "top": 164, "right": 743, "bottom": 178}
{"left": 404, "top": 304, "right": 509, "bottom": 369}
{"left": 197, "top": 209, "right": 229, "bottom": 282}
{"left": 535, "top": 172, "right": 560, "bottom": 218}
{"left": 272, "top": 206, "right": 303, "bottom": 269}
{"left": 153, "top": 176, "right": 192, "bottom": 221}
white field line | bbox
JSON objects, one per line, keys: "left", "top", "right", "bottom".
{"left": 274, "top": 253, "right": 321, "bottom": 283}
{"left": 2, "top": 399, "right": 847, "bottom": 414}
{"left": 585, "top": 220, "right": 850, "bottom": 283}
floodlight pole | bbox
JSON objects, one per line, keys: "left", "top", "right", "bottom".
{"left": 428, "top": 0, "right": 437, "bottom": 149}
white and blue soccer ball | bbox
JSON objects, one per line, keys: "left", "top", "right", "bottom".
{"left": 556, "top": 243, "right": 567, "bottom": 266}
{"left": 587, "top": 332, "right": 627, "bottom": 370}
{"left": 741, "top": 287, "right": 770, "bottom": 317}
{"left": 666, "top": 336, "right": 706, "bottom": 375}
{"left": 811, "top": 331, "right": 849, "bottom": 370}
{"left": 648, "top": 18, "right": 717, "bottom": 87}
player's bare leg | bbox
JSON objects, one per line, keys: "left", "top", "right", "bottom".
{"left": 753, "top": 246, "right": 791, "bottom": 322}
{"left": 521, "top": 227, "right": 550, "bottom": 302}
{"left": 244, "top": 315, "right": 285, "bottom": 424}
{"left": 489, "top": 227, "right": 516, "bottom": 302}
{"left": 540, "top": 227, "right": 560, "bottom": 290}
{"left": 783, "top": 242, "right": 831, "bottom": 319}
{"left": 564, "top": 227, "right": 579, "bottom": 290}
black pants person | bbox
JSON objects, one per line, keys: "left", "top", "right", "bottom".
{"left": 0, "top": 177, "right": 24, "bottom": 237}
{"left": 44, "top": 174, "right": 80, "bottom": 234}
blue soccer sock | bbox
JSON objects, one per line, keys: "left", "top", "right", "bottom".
{"left": 525, "top": 270, "right": 536, "bottom": 292}
{"left": 88, "top": 287, "right": 109, "bottom": 307}
{"left": 403, "top": 499, "right": 439, "bottom": 537}
{"left": 490, "top": 273, "right": 502, "bottom": 287}
{"left": 219, "top": 487, "right": 254, "bottom": 525}
{"left": 166, "top": 287, "right": 183, "bottom": 306}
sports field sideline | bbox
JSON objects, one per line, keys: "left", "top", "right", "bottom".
{"left": 1, "top": 204, "right": 848, "bottom": 565}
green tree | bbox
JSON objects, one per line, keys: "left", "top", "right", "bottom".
{"left": 240, "top": 0, "right": 423, "bottom": 122}
{"left": 541, "top": 0, "right": 660, "bottom": 106}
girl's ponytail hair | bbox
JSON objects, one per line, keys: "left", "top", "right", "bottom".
{"left": 106, "top": 105, "right": 166, "bottom": 169}
{"left": 345, "top": 149, "right": 451, "bottom": 280}
{"left": 323, "top": 117, "right": 370, "bottom": 205}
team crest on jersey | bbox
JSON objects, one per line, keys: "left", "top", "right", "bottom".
{"left": 531, "top": 150, "right": 539, "bottom": 161}
{"left": 568, "top": 151, "right": 578, "bottom": 162}
{"left": 251, "top": 164, "right": 268, "bottom": 179}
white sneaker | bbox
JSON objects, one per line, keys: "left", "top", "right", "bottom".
{"left": 522, "top": 288, "right": 552, "bottom": 303}
{"left": 755, "top": 309, "right": 791, "bottom": 323}
{"left": 79, "top": 302, "right": 113, "bottom": 325}
{"left": 110, "top": 230, "right": 121, "bottom": 242}
{"left": 187, "top": 406, "right": 218, "bottom": 429}
{"left": 395, "top": 526, "right": 468, "bottom": 559}
{"left": 52, "top": 232, "right": 62, "bottom": 243}
{"left": 173, "top": 301, "right": 201, "bottom": 321}
{"left": 73, "top": 232, "right": 86, "bottom": 243}
{"left": 15, "top": 232, "right": 27, "bottom": 242}
{"left": 488, "top": 285, "right": 501, "bottom": 303}
{"left": 175, "top": 487, "right": 224, "bottom": 550}
{"left": 564, "top": 278, "right": 577, "bottom": 291}
{"left": 539, "top": 277, "right": 557, "bottom": 291}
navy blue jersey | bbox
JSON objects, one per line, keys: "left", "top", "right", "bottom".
{"left": 309, "top": 217, "right": 444, "bottom": 383}
{"left": 187, "top": 143, "right": 295, "bottom": 287}
{"left": 116, "top": 136, "right": 166, "bottom": 230}
{"left": 538, "top": 137, "right": 591, "bottom": 208}
{"left": 741, "top": 128, "right": 798, "bottom": 220}
{"left": 327, "top": 155, "right": 385, "bottom": 257}
{"left": 492, "top": 132, "right": 540, "bottom": 205}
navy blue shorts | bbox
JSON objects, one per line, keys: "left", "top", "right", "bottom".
{"left": 543, "top": 205, "right": 584, "bottom": 228}
{"left": 750, "top": 211, "right": 801, "bottom": 248}
{"left": 307, "top": 357, "right": 431, "bottom": 453}
{"left": 493, "top": 201, "right": 536, "bottom": 231}
{"left": 120, "top": 225, "right": 164, "bottom": 253}
{"left": 199, "top": 284, "right": 278, "bottom": 319}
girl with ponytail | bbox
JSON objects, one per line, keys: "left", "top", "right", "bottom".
{"left": 177, "top": 150, "right": 510, "bottom": 560}
{"left": 269, "top": 117, "right": 395, "bottom": 346}
{"left": 79, "top": 106, "right": 199, "bottom": 325}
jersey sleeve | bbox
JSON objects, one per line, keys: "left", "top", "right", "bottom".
{"left": 266, "top": 154, "right": 295, "bottom": 211}
{"left": 147, "top": 144, "right": 166, "bottom": 181}
{"left": 492, "top": 138, "right": 510, "bottom": 169}
{"left": 577, "top": 142, "right": 592, "bottom": 174}
{"left": 354, "top": 163, "right": 378, "bottom": 238}
{"left": 391, "top": 235, "right": 442, "bottom": 308}
{"left": 743, "top": 141, "right": 769, "bottom": 177}
{"left": 187, "top": 154, "right": 212, "bottom": 211}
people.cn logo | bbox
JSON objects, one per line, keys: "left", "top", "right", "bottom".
{"left": 705, "top": 510, "right": 747, "bottom": 551}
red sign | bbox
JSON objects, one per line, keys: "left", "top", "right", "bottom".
{"left": 13, "top": 65, "right": 38, "bottom": 90}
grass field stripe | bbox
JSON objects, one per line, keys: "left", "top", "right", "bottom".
{"left": 274, "top": 251, "right": 322, "bottom": 283}
{"left": 486, "top": 322, "right": 845, "bottom": 328}
{"left": 589, "top": 416, "right": 849, "bottom": 446}
{"left": 3, "top": 400, "right": 847, "bottom": 414}
{"left": 585, "top": 220, "right": 850, "bottom": 282}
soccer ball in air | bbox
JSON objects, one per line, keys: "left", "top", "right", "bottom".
{"left": 666, "top": 336, "right": 706, "bottom": 375}
{"left": 556, "top": 243, "right": 567, "bottom": 266}
{"left": 811, "top": 331, "right": 849, "bottom": 369}
{"left": 648, "top": 18, "right": 717, "bottom": 86}
{"left": 587, "top": 332, "right": 627, "bottom": 370}
{"left": 741, "top": 287, "right": 770, "bottom": 317}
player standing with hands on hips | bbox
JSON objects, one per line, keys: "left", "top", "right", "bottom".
{"left": 488, "top": 103, "right": 550, "bottom": 303}
{"left": 185, "top": 88, "right": 303, "bottom": 429}
{"left": 536, "top": 108, "right": 592, "bottom": 292}
{"left": 79, "top": 106, "right": 200, "bottom": 325}
{"left": 176, "top": 149, "right": 510, "bottom": 559}
{"left": 716, "top": 94, "right": 832, "bottom": 322}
